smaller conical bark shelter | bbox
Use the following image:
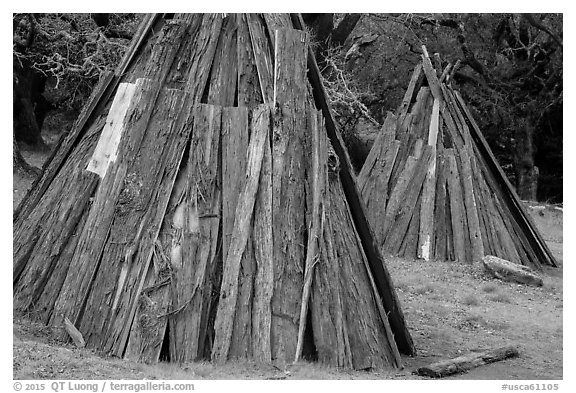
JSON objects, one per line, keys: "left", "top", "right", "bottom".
{"left": 13, "top": 14, "right": 414, "bottom": 370}
{"left": 358, "top": 46, "right": 557, "bottom": 270}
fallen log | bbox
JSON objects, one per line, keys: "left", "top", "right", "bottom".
{"left": 483, "top": 255, "right": 544, "bottom": 287}
{"left": 415, "top": 346, "right": 519, "bottom": 378}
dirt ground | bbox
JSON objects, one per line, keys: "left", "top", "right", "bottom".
{"left": 12, "top": 145, "right": 563, "bottom": 380}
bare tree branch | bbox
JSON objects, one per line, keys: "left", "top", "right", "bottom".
{"left": 522, "top": 13, "right": 562, "bottom": 47}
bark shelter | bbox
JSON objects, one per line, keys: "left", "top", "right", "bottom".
{"left": 14, "top": 14, "right": 413, "bottom": 370}
{"left": 357, "top": 47, "right": 556, "bottom": 269}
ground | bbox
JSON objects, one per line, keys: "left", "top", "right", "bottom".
{"left": 13, "top": 143, "right": 563, "bottom": 380}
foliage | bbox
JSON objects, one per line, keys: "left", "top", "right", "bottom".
{"left": 321, "top": 46, "right": 378, "bottom": 140}
{"left": 13, "top": 13, "right": 140, "bottom": 111}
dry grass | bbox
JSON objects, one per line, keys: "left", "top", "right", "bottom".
{"left": 412, "top": 283, "right": 436, "bottom": 296}
{"left": 461, "top": 293, "right": 481, "bottom": 306}
{"left": 487, "top": 292, "right": 512, "bottom": 304}
{"left": 481, "top": 283, "right": 499, "bottom": 293}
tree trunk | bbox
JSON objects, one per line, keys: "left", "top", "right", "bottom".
{"left": 13, "top": 131, "right": 39, "bottom": 177}
{"left": 13, "top": 60, "right": 49, "bottom": 148}
{"left": 515, "top": 122, "right": 538, "bottom": 201}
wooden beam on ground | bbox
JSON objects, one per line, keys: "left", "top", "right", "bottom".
{"left": 415, "top": 346, "right": 520, "bottom": 378}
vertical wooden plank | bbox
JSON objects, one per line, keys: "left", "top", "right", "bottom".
{"left": 433, "top": 52, "right": 443, "bottom": 77}
{"left": 381, "top": 156, "right": 419, "bottom": 243}
{"left": 331, "top": 147, "right": 401, "bottom": 369}
{"left": 45, "top": 18, "right": 191, "bottom": 327}
{"left": 79, "top": 88, "right": 189, "bottom": 352}
{"left": 86, "top": 83, "right": 137, "bottom": 177}
{"left": 221, "top": 108, "right": 250, "bottom": 271}
{"left": 433, "top": 150, "right": 448, "bottom": 261}
{"left": 440, "top": 102, "right": 465, "bottom": 151}
{"left": 358, "top": 114, "right": 401, "bottom": 244}
{"left": 445, "top": 176, "right": 455, "bottom": 261}
{"left": 383, "top": 147, "right": 432, "bottom": 255}
{"left": 268, "top": 28, "right": 310, "bottom": 364}
{"left": 207, "top": 16, "right": 238, "bottom": 106}
{"left": 418, "top": 93, "right": 434, "bottom": 140}
{"left": 408, "top": 88, "right": 430, "bottom": 139}
{"left": 221, "top": 107, "right": 256, "bottom": 360}
{"left": 418, "top": 98, "right": 440, "bottom": 260}
{"left": 295, "top": 110, "right": 325, "bottom": 362}
{"left": 124, "top": 134, "right": 196, "bottom": 363}
{"left": 183, "top": 14, "right": 224, "bottom": 100}
{"left": 141, "top": 20, "right": 189, "bottom": 83}
{"left": 251, "top": 113, "right": 274, "bottom": 361}
{"left": 361, "top": 140, "right": 400, "bottom": 244}
{"left": 454, "top": 90, "right": 555, "bottom": 268}
{"left": 459, "top": 147, "right": 484, "bottom": 261}
{"left": 115, "top": 14, "right": 161, "bottom": 77}
{"left": 455, "top": 153, "right": 472, "bottom": 262}
{"left": 421, "top": 46, "right": 443, "bottom": 103}
{"left": 168, "top": 104, "right": 222, "bottom": 363}
{"left": 358, "top": 112, "right": 397, "bottom": 191}
{"left": 472, "top": 168, "right": 496, "bottom": 257}
{"left": 491, "top": 196, "right": 523, "bottom": 264}
{"left": 124, "top": 244, "right": 171, "bottom": 364}
{"left": 290, "top": 13, "right": 415, "bottom": 356}
{"left": 17, "top": 151, "right": 96, "bottom": 322}
{"left": 237, "top": 14, "right": 263, "bottom": 106}
{"left": 247, "top": 14, "right": 275, "bottom": 103}
{"left": 473, "top": 155, "right": 506, "bottom": 259}
{"left": 397, "top": 63, "right": 424, "bottom": 122}
{"left": 412, "top": 138, "right": 425, "bottom": 158}
{"left": 446, "top": 150, "right": 467, "bottom": 263}
{"left": 312, "top": 136, "right": 401, "bottom": 370}
{"left": 13, "top": 117, "right": 103, "bottom": 312}
{"left": 263, "top": 13, "right": 293, "bottom": 48}
{"left": 212, "top": 105, "right": 270, "bottom": 362}
{"left": 50, "top": 78, "right": 162, "bottom": 333}
{"left": 108, "top": 92, "right": 199, "bottom": 358}
{"left": 311, "top": 200, "right": 350, "bottom": 368}
{"left": 388, "top": 132, "right": 415, "bottom": 188}
{"left": 401, "top": 190, "right": 423, "bottom": 259}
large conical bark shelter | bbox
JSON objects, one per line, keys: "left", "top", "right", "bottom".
{"left": 358, "top": 47, "right": 557, "bottom": 270}
{"left": 13, "top": 14, "right": 414, "bottom": 370}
